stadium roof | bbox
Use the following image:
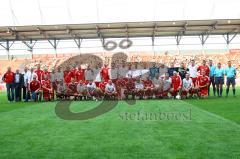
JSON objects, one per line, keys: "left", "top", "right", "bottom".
{"left": 0, "top": 19, "right": 239, "bottom": 42}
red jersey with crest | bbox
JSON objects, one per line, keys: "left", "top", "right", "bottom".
{"left": 99, "top": 81, "right": 107, "bottom": 91}
{"left": 41, "top": 71, "right": 51, "bottom": 81}
{"left": 68, "top": 82, "right": 77, "bottom": 93}
{"left": 3, "top": 71, "right": 14, "bottom": 84}
{"left": 35, "top": 69, "right": 43, "bottom": 81}
{"left": 116, "top": 78, "right": 126, "bottom": 88}
{"left": 69, "top": 69, "right": 77, "bottom": 79}
{"left": 197, "top": 75, "right": 209, "bottom": 87}
{"left": 63, "top": 71, "right": 71, "bottom": 83}
{"left": 41, "top": 80, "right": 52, "bottom": 92}
{"left": 197, "top": 65, "right": 210, "bottom": 76}
{"left": 29, "top": 80, "right": 41, "bottom": 91}
{"left": 75, "top": 69, "right": 85, "bottom": 82}
{"left": 143, "top": 79, "right": 153, "bottom": 88}
{"left": 171, "top": 75, "right": 182, "bottom": 90}
{"left": 100, "top": 67, "right": 109, "bottom": 82}
{"left": 126, "top": 79, "right": 135, "bottom": 91}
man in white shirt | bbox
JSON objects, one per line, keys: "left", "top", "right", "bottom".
{"left": 85, "top": 65, "right": 94, "bottom": 82}
{"left": 86, "top": 80, "right": 98, "bottom": 100}
{"left": 55, "top": 67, "right": 64, "bottom": 84}
{"left": 27, "top": 68, "right": 37, "bottom": 83}
{"left": 134, "top": 77, "right": 144, "bottom": 99}
{"left": 152, "top": 74, "right": 163, "bottom": 98}
{"left": 56, "top": 80, "right": 67, "bottom": 100}
{"left": 118, "top": 63, "right": 128, "bottom": 78}
{"left": 181, "top": 73, "right": 194, "bottom": 98}
{"left": 22, "top": 67, "right": 29, "bottom": 101}
{"left": 77, "top": 80, "right": 87, "bottom": 100}
{"left": 92, "top": 64, "right": 101, "bottom": 87}
{"left": 105, "top": 80, "right": 117, "bottom": 99}
{"left": 188, "top": 59, "right": 198, "bottom": 86}
{"left": 162, "top": 73, "right": 172, "bottom": 98}
{"left": 126, "top": 64, "right": 134, "bottom": 78}
{"left": 108, "top": 64, "right": 118, "bottom": 83}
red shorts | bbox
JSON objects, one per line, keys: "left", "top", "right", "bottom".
{"left": 191, "top": 77, "right": 197, "bottom": 86}
{"left": 199, "top": 87, "right": 208, "bottom": 96}
{"left": 111, "top": 79, "right": 118, "bottom": 84}
{"left": 95, "top": 82, "right": 100, "bottom": 87}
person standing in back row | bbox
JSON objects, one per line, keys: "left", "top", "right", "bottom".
{"left": 14, "top": 69, "right": 24, "bottom": 101}
{"left": 149, "top": 62, "right": 159, "bottom": 80}
{"left": 2, "top": 67, "right": 15, "bottom": 102}
{"left": 225, "top": 61, "right": 237, "bottom": 97}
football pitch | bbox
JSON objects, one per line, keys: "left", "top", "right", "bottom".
{"left": 0, "top": 90, "right": 240, "bottom": 159}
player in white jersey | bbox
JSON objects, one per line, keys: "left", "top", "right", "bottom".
{"left": 56, "top": 80, "right": 67, "bottom": 100}
{"left": 86, "top": 80, "right": 100, "bottom": 100}
{"left": 105, "top": 80, "right": 117, "bottom": 99}
{"left": 50, "top": 69, "right": 57, "bottom": 92}
{"left": 181, "top": 73, "right": 194, "bottom": 98}
{"left": 118, "top": 63, "right": 128, "bottom": 78}
{"left": 152, "top": 74, "right": 163, "bottom": 98}
{"left": 188, "top": 59, "right": 198, "bottom": 86}
{"left": 92, "top": 64, "right": 101, "bottom": 87}
{"left": 134, "top": 77, "right": 145, "bottom": 99}
{"left": 126, "top": 64, "right": 134, "bottom": 78}
{"left": 76, "top": 80, "right": 87, "bottom": 100}
{"left": 162, "top": 73, "right": 172, "bottom": 98}
{"left": 108, "top": 64, "right": 118, "bottom": 83}
{"left": 85, "top": 65, "right": 94, "bottom": 82}
{"left": 55, "top": 67, "right": 64, "bottom": 83}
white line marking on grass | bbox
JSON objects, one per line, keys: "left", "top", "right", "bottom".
{"left": 181, "top": 100, "right": 240, "bottom": 129}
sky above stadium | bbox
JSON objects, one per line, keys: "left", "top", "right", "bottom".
{"left": 0, "top": 0, "right": 240, "bottom": 26}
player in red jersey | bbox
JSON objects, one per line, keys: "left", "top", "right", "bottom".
{"left": 67, "top": 65, "right": 77, "bottom": 81}
{"left": 29, "top": 76, "right": 42, "bottom": 102}
{"left": 170, "top": 71, "right": 182, "bottom": 99}
{"left": 143, "top": 76, "right": 154, "bottom": 99}
{"left": 196, "top": 70, "right": 210, "bottom": 98}
{"left": 35, "top": 64, "right": 43, "bottom": 81}
{"left": 115, "top": 76, "right": 127, "bottom": 99}
{"left": 66, "top": 78, "right": 78, "bottom": 100}
{"left": 75, "top": 65, "right": 85, "bottom": 82}
{"left": 41, "top": 68, "right": 51, "bottom": 82}
{"left": 124, "top": 78, "right": 136, "bottom": 100}
{"left": 2, "top": 67, "right": 15, "bottom": 102}
{"left": 63, "top": 66, "right": 71, "bottom": 84}
{"left": 197, "top": 59, "right": 210, "bottom": 76}
{"left": 100, "top": 64, "right": 109, "bottom": 82}
{"left": 98, "top": 81, "right": 108, "bottom": 98}
{"left": 41, "top": 75, "right": 53, "bottom": 101}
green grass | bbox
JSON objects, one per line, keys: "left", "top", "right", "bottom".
{"left": 0, "top": 89, "right": 240, "bottom": 159}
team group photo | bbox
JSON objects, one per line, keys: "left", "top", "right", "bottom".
{"left": 0, "top": 0, "right": 240, "bottom": 158}
{"left": 2, "top": 58, "right": 237, "bottom": 103}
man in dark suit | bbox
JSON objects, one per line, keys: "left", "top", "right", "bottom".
{"left": 14, "top": 69, "right": 24, "bottom": 101}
